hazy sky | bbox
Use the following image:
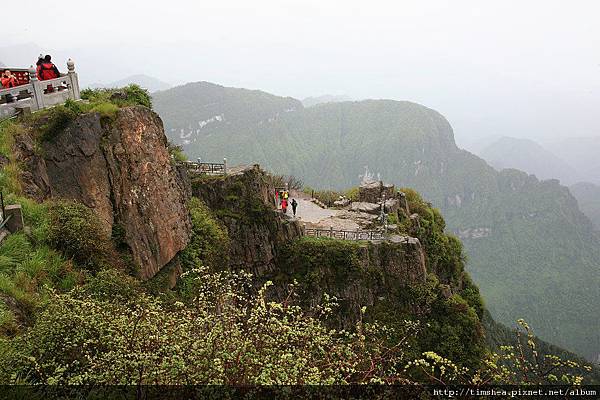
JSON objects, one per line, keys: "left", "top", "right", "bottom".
{"left": 2, "top": 0, "right": 599, "bottom": 147}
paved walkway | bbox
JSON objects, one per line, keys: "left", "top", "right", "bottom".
{"left": 285, "top": 192, "right": 360, "bottom": 230}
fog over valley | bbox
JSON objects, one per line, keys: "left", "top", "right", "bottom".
{"left": 2, "top": 0, "right": 599, "bottom": 151}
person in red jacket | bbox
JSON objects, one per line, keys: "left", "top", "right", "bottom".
{"left": 38, "top": 55, "right": 60, "bottom": 81}
{"left": 1, "top": 69, "right": 20, "bottom": 103}
{"left": 1, "top": 69, "right": 19, "bottom": 88}
{"left": 38, "top": 55, "right": 61, "bottom": 93}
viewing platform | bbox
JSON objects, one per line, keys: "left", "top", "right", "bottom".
{"left": 0, "top": 60, "right": 81, "bottom": 119}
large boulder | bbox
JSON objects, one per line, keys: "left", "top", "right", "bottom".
{"left": 38, "top": 107, "right": 192, "bottom": 280}
{"left": 358, "top": 181, "right": 396, "bottom": 203}
{"left": 358, "top": 181, "right": 381, "bottom": 203}
{"left": 351, "top": 201, "right": 381, "bottom": 214}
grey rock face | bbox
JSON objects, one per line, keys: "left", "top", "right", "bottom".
{"left": 351, "top": 201, "right": 381, "bottom": 214}
{"left": 191, "top": 165, "right": 303, "bottom": 277}
{"left": 16, "top": 107, "right": 192, "bottom": 280}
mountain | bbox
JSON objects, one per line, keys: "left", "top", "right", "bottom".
{"left": 570, "top": 182, "right": 600, "bottom": 231}
{"left": 153, "top": 82, "right": 600, "bottom": 359}
{"left": 478, "top": 136, "right": 580, "bottom": 185}
{"left": 1, "top": 85, "right": 598, "bottom": 386}
{"left": 547, "top": 137, "right": 600, "bottom": 186}
{"left": 89, "top": 74, "right": 172, "bottom": 93}
{"left": 302, "top": 94, "right": 352, "bottom": 107}
{"left": 0, "top": 89, "right": 491, "bottom": 383}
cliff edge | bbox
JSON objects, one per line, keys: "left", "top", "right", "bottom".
{"left": 12, "top": 105, "right": 191, "bottom": 280}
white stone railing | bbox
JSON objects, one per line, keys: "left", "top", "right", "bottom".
{"left": 0, "top": 59, "right": 81, "bottom": 119}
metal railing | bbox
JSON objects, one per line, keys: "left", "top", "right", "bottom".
{"left": 304, "top": 227, "right": 386, "bottom": 241}
{"left": 181, "top": 158, "right": 227, "bottom": 175}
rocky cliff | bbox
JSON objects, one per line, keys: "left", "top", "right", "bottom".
{"left": 186, "top": 165, "right": 484, "bottom": 368}
{"left": 191, "top": 165, "right": 303, "bottom": 277}
{"left": 13, "top": 106, "right": 192, "bottom": 280}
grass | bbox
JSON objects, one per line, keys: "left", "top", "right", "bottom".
{"left": 19, "top": 85, "right": 153, "bottom": 143}
{"left": 0, "top": 121, "right": 25, "bottom": 194}
{"left": 80, "top": 84, "right": 152, "bottom": 109}
{"left": 0, "top": 198, "right": 84, "bottom": 336}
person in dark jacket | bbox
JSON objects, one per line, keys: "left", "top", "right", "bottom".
{"left": 35, "top": 54, "right": 44, "bottom": 79}
{"left": 291, "top": 198, "right": 298, "bottom": 217}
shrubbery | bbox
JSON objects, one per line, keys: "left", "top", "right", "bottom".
{"left": 24, "top": 85, "right": 152, "bottom": 142}
{"left": 46, "top": 201, "right": 117, "bottom": 273}
{"left": 179, "top": 198, "right": 229, "bottom": 273}
{"left": 301, "top": 186, "right": 359, "bottom": 206}
{"left": 0, "top": 268, "right": 412, "bottom": 385}
{"left": 80, "top": 84, "right": 152, "bottom": 109}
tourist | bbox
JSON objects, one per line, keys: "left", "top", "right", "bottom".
{"left": 291, "top": 198, "right": 298, "bottom": 216}
{"left": 35, "top": 54, "right": 44, "bottom": 79}
{"left": 38, "top": 55, "right": 61, "bottom": 93}
{"left": 38, "top": 55, "right": 60, "bottom": 81}
{"left": 281, "top": 198, "right": 288, "bottom": 214}
{"left": 1, "top": 69, "right": 19, "bottom": 103}
{"left": 1, "top": 69, "right": 19, "bottom": 88}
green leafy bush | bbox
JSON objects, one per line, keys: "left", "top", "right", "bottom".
{"left": 45, "top": 201, "right": 115, "bottom": 273}
{"left": 179, "top": 198, "right": 229, "bottom": 274}
{"left": 168, "top": 142, "right": 187, "bottom": 162}
{"left": 0, "top": 269, "right": 411, "bottom": 385}
{"left": 81, "top": 84, "right": 152, "bottom": 109}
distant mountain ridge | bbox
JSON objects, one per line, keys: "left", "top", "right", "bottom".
{"left": 479, "top": 136, "right": 580, "bottom": 185}
{"left": 152, "top": 81, "right": 600, "bottom": 359}
{"left": 547, "top": 137, "right": 600, "bottom": 186}
{"left": 477, "top": 136, "right": 600, "bottom": 228}
{"left": 302, "top": 94, "right": 352, "bottom": 107}
{"left": 89, "top": 74, "right": 172, "bottom": 93}
{"left": 570, "top": 182, "right": 600, "bottom": 231}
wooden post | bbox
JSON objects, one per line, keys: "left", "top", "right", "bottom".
{"left": 4, "top": 204, "right": 24, "bottom": 233}
{"left": 67, "top": 59, "right": 80, "bottom": 100}
{"left": 28, "top": 66, "right": 44, "bottom": 111}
